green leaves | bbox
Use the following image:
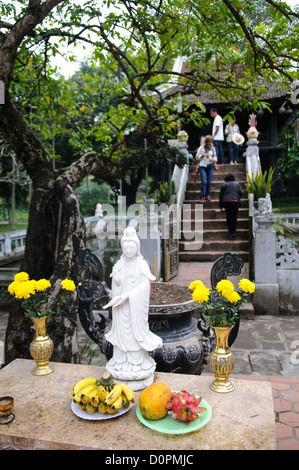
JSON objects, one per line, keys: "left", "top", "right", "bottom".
{"left": 246, "top": 167, "right": 275, "bottom": 200}
{"left": 1, "top": 0, "right": 299, "bottom": 191}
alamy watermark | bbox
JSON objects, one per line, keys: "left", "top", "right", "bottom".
{"left": 94, "top": 196, "right": 203, "bottom": 250}
{"left": 0, "top": 80, "right": 4, "bottom": 105}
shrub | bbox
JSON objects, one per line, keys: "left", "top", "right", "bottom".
{"left": 246, "top": 167, "right": 275, "bottom": 200}
{"left": 76, "top": 179, "right": 110, "bottom": 216}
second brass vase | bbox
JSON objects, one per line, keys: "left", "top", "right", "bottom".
{"left": 209, "top": 326, "right": 235, "bottom": 393}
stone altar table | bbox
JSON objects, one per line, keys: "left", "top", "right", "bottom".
{"left": 0, "top": 359, "right": 276, "bottom": 450}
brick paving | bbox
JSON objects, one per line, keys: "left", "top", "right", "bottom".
{"left": 239, "top": 377, "right": 299, "bottom": 450}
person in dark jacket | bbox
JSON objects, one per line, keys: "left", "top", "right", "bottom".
{"left": 219, "top": 173, "right": 243, "bottom": 238}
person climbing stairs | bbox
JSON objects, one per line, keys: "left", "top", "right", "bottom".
{"left": 179, "top": 162, "right": 249, "bottom": 262}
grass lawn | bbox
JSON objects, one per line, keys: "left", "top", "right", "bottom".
{"left": 0, "top": 222, "right": 28, "bottom": 233}
{"left": 0, "top": 206, "right": 28, "bottom": 233}
{"left": 272, "top": 197, "right": 299, "bottom": 213}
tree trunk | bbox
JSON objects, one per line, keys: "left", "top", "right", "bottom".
{"left": 5, "top": 178, "right": 86, "bottom": 365}
{"left": 121, "top": 167, "right": 144, "bottom": 205}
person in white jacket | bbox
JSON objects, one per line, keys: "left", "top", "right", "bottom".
{"left": 195, "top": 135, "right": 218, "bottom": 203}
{"left": 210, "top": 107, "right": 224, "bottom": 164}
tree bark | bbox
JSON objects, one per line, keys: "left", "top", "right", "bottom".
{"left": 5, "top": 178, "right": 86, "bottom": 364}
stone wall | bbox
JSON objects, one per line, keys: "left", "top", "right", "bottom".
{"left": 277, "top": 269, "right": 299, "bottom": 315}
{"left": 253, "top": 215, "right": 299, "bottom": 315}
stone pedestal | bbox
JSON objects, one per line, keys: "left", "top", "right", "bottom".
{"left": 254, "top": 215, "right": 279, "bottom": 315}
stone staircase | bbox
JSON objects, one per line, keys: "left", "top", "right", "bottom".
{"left": 179, "top": 162, "right": 250, "bottom": 262}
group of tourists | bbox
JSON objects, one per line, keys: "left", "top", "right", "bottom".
{"left": 194, "top": 107, "right": 244, "bottom": 238}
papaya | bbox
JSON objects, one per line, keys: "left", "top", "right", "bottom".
{"left": 139, "top": 383, "right": 172, "bottom": 420}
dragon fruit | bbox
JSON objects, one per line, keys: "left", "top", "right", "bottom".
{"left": 166, "top": 390, "right": 206, "bottom": 424}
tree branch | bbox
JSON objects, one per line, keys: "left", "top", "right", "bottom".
{"left": 264, "top": 0, "right": 299, "bottom": 20}
{"left": 0, "top": 0, "right": 64, "bottom": 86}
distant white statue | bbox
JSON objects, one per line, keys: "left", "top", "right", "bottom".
{"left": 103, "top": 226, "right": 163, "bottom": 390}
{"left": 95, "top": 203, "right": 103, "bottom": 218}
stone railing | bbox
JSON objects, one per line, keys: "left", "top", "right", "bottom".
{"left": 0, "top": 217, "right": 104, "bottom": 260}
{"left": 272, "top": 213, "right": 299, "bottom": 225}
{"left": 0, "top": 229, "right": 27, "bottom": 260}
{"left": 172, "top": 163, "right": 189, "bottom": 208}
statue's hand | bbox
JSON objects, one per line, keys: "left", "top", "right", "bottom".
{"left": 103, "top": 294, "right": 128, "bottom": 309}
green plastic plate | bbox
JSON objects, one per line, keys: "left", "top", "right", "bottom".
{"left": 136, "top": 396, "right": 212, "bottom": 435}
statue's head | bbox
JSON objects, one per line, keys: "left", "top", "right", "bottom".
{"left": 121, "top": 226, "right": 140, "bottom": 257}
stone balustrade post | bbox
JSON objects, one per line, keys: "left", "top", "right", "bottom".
{"left": 4, "top": 233, "right": 12, "bottom": 255}
{"left": 253, "top": 215, "right": 279, "bottom": 315}
{"left": 245, "top": 138, "right": 261, "bottom": 179}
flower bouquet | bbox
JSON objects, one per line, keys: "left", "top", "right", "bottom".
{"left": 8, "top": 271, "right": 77, "bottom": 318}
{"left": 189, "top": 278, "right": 255, "bottom": 327}
{"left": 8, "top": 272, "right": 78, "bottom": 375}
{"left": 189, "top": 278, "right": 255, "bottom": 393}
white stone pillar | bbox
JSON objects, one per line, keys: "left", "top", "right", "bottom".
{"left": 253, "top": 215, "right": 279, "bottom": 315}
{"left": 245, "top": 138, "right": 261, "bottom": 179}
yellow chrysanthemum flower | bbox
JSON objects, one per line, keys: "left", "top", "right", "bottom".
{"left": 61, "top": 279, "right": 76, "bottom": 292}
{"left": 192, "top": 286, "right": 211, "bottom": 303}
{"left": 188, "top": 280, "right": 204, "bottom": 292}
{"left": 216, "top": 279, "right": 235, "bottom": 295}
{"left": 14, "top": 271, "right": 29, "bottom": 282}
{"left": 35, "top": 279, "right": 51, "bottom": 292}
{"left": 13, "top": 280, "right": 37, "bottom": 300}
{"left": 224, "top": 290, "right": 241, "bottom": 304}
{"left": 238, "top": 278, "right": 255, "bottom": 294}
{"left": 8, "top": 280, "right": 22, "bottom": 296}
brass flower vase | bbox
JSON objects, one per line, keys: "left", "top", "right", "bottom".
{"left": 29, "top": 316, "right": 54, "bottom": 376}
{"left": 209, "top": 326, "right": 235, "bottom": 393}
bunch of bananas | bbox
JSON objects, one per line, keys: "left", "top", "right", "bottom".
{"left": 71, "top": 371, "right": 135, "bottom": 415}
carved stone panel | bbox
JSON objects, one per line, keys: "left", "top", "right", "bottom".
{"left": 276, "top": 235, "right": 299, "bottom": 268}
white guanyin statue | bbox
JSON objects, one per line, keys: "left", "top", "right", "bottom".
{"left": 103, "top": 226, "right": 163, "bottom": 390}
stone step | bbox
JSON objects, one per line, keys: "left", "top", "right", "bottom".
{"left": 191, "top": 174, "right": 246, "bottom": 184}
{"left": 179, "top": 250, "right": 249, "bottom": 262}
{"left": 186, "top": 184, "right": 247, "bottom": 195}
{"left": 186, "top": 182, "right": 247, "bottom": 192}
{"left": 180, "top": 228, "right": 249, "bottom": 241}
{"left": 180, "top": 218, "right": 249, "bottom": 230}
{"left": 190, "top": 167, "right": 246, "bottom": 175}
{"left": 189, "top": 161, "right": 245, "bottom": 169}
{"left": 179, "top": 239, "right": 249, "bottom": 253}
{"left": 183, "top": 199, "right": 249, "bottom": 209}
{"left": 181, "top": 206, "right": 249, "bottom": 220}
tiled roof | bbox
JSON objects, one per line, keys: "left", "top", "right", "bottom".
{"left": 163, "top": 58, "right": 289, "bottom": 104}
